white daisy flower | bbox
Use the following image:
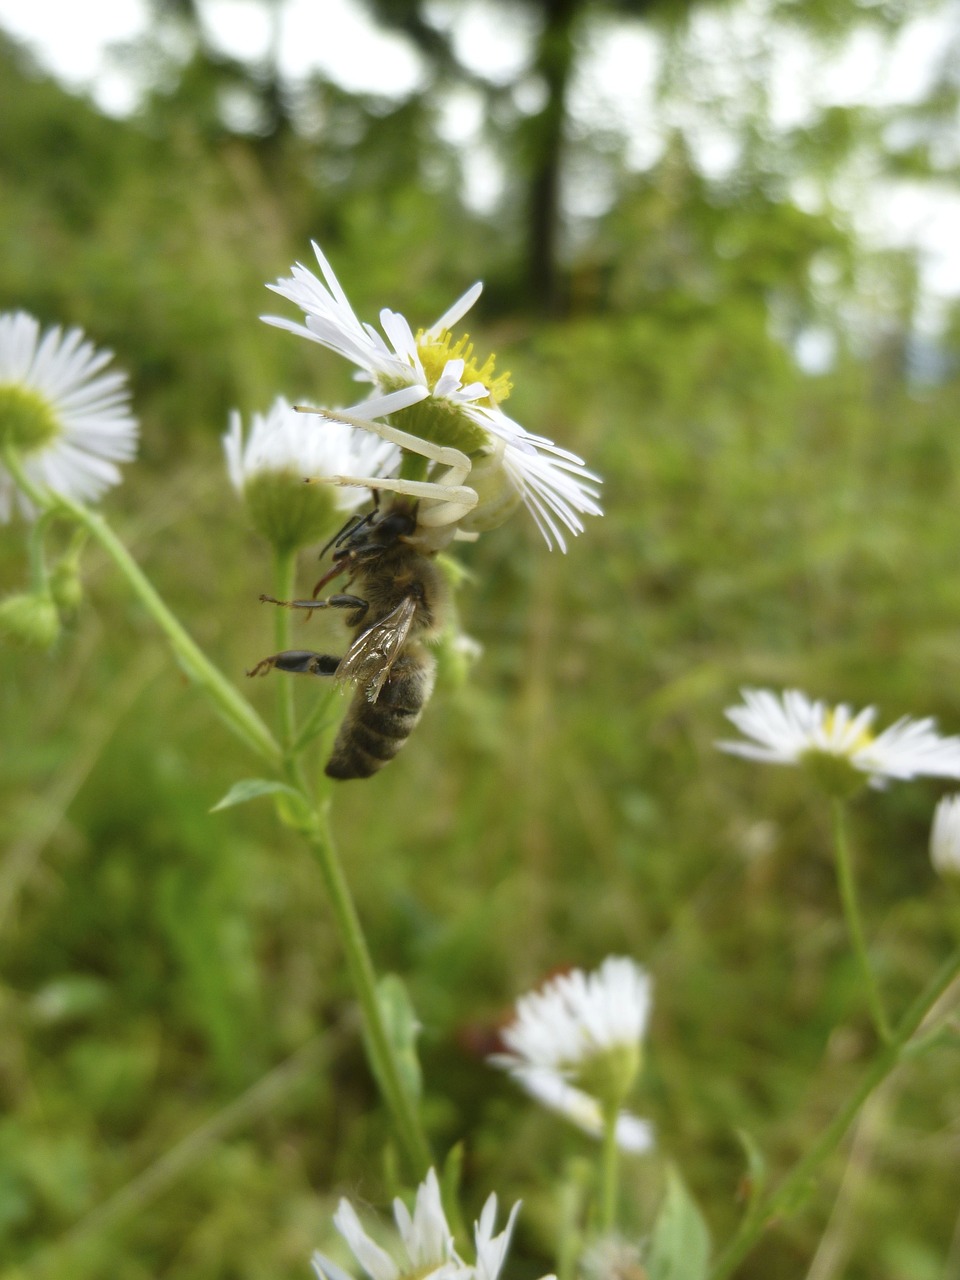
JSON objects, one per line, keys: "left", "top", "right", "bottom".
{"left": 0, "top": 311, "right": 137, "bottom": 520}
{"left": 930, "top": 794, "right": 960, "bottom": 878}
{"left": 719, "top": 687, "right": 960, "bottom": 794}
{"left": 262, "top": 243, "right": 602, "bottom": 550}
{"left": 312, "top": 1169, "right": 530, "bottom": 1280}
{"left": 491, "top": 957, "right": 654, "bottom": 1151}
{"left": 224, "top": 395, "right": 398, "bottom": 551}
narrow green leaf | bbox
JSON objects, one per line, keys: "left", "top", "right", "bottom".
{"left": 647, "top": 1165, "right": 711, "bottom": 1280}
{"left": 376, "top": 974, "right": 423, "bottom": 1103}
{"left": 734, "top": 1129, "right": 767, "bottom": 1219}
{"left": 440, "top": 1143, "right": 467, "bottom": 1244}
{"left": 441, "top": 1142, "right": 464, "bottom": 1203}
{"left": 209, "top": 778, "right": 300, "bottom": 813}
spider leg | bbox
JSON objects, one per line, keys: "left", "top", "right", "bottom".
{"left": 328, "top": 474, "right": 478, "bottom": 527}
{"left": 296, "top": 405, "right": 472, "bottom": 484}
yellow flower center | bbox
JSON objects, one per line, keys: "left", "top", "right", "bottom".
{"left": 403, "top": 1267, "right": 445, "bottom": 1280}
{"left": 376, "top": 331, "right": 513, "bottom": 483}
{"left": 822, "top": 708, "right": 874, "bottom": 753}
{"left": 415, "top": 329, "right": 513, "bottom": 407}
{"left": 0, "top": 384, "right": 61, "bottom": 453}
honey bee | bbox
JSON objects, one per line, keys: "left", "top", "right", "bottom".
{"left": 247, "top": 497, "right": 449, "bottom": 780}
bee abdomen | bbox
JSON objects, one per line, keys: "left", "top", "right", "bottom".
{"left": 325, "top": 652, "right": 436, "bottom": 780}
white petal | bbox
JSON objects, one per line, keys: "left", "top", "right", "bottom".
{"left": 313, "top": 1253, "right": 360, "bottom": 1280}
{"left": 334, "top": 1201, "right": 400, "bottom": 1280}
{"left": 474, "top": 1196, "right": 521, "bottom": 1280}
{"left": 428, "top": 282, "right": 483, "bottom": 336}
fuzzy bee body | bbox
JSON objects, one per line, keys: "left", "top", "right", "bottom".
{"left": 248, "top": 499, "right": 448, "bottom": 780}
{"left": 326, "top": 645, "right": 437, "bottom": 779}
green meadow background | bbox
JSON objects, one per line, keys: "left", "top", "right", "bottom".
{"left": 2, "top": 3, "right": 960, "bottom": 1277}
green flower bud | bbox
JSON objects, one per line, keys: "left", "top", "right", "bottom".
{"left": 49, "top": 552, "right": 85, "bottom": 613}
{"left": 243, "top": 468, "right": 341, "bottom": 554}
{"left": 800, "top": 747, "right": 867, "bottom": 799}
{"left": 0, "top": 591, "right": 61, "bottom": 648}
{"left": 224, "top": 398, "right": 398, "bottom": 553}
{"left": 574, "top": 1043, "right": 643, "bottom": 1114}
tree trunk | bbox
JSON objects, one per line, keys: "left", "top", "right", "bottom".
{"left": 525, "top": 0, "right": 581, "bottom": 314}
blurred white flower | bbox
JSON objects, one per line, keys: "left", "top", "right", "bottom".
{"left": 224, "top": 395, "right": 397, "bottom": 550}
{"left": 502, "top": 1065, "right": 653, "bottom": 1153}
{"left": 0, "top": 310, "right": 137, "bottom": 520}
{"left": 930, "top": 794, "right": 960, "bottom": 878}
{"left": 718, "top": 688, "right": 960, "bottom": 793}
{"left": 224, "top": 394, "right": 397, "bottom": 500}
{"left": 579, "top": 1234, "right": 645, "bottom": 1280}
{"left": 491, "top": 957, "right": 654, "bottom": 1151}
{"left": 263, "top": 242, "right": 602, "bottom": 550}
{"left": 312, "top": 1169, "right": 531, "bottom": 1280}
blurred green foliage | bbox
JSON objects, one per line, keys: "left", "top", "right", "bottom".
{"left": 2, "top": 5, "right": 960, "bottom": 1279}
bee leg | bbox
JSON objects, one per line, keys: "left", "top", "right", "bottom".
{"left": 259, "top": 592, "right": 366, "bottom": 613}
{"left": 246, "top": 651, "right": 342, "bottom": 678}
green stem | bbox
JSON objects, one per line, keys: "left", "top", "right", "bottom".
{"left": 710, "top": 947, "right": 960, "bottom": 1280}
{"left": 303, "top": 804, "right": 433, "bottom": 1179}
{"left": 832, "top": 799, "right": 892, "bottom": 1043}
{"left": 6, "top": 452, "right": 430, "bottom": 1175}
{"left": 273, "top": 547, "right": 298, "bottom": 751}
{"left": 2, "top": 450, "right": 281, "bottom": 770}
{"left": 69, "top": 499, "right": 281, "bottom": 767}
{"left": 291, "top": 686, "right": 339, "bottom": 754}
{"left": 599, "top": 1107, "right": 619, "bottom": 1233}
{"left": 27, "top": 510, "right": 55, "bottom": 594}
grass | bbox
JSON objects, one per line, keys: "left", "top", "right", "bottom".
{"left": 2, "top": 302, "right": 960, "bottom": 1280}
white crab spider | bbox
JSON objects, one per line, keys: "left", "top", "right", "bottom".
{"left": 294, "top": 403, "right": 521, "bottom": 551}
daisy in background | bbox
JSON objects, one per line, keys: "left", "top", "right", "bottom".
{"left": 224, "top": 395, "right": 398, "bottom": 553}
{"left": 262, "top": 242, "right": 602, "bottom": 551}
{"left": 930, "top": 794, "right": 960, "bottom": 879}
{"left": 311, "top": 1167, "right": 536, "bottom": 1280}
{"left": 718, "top": 687, "right": 960, "bottom": 796}
{"left": 720, "top": 689, "right": 960, "bottom": 1042}
{"left": 0, "top": 310, "right": 137, "bottom": 521}
{"left": 490, "top": 957, "right": 654, "bottom": 1156}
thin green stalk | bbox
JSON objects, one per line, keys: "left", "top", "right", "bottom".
{"left": 2, "top": 450, "right": 282, "bottom": 769}
{"left": 27, "top": 509, "right": 55, "bottom": 594}
{"left": 304, "top": 804, "right": 433, "bottom": 1179}
{"left": 710, "top": 947, "right": 960, "bottom": 1280}
{"left": 599, "top": 1107, "right": 619, "bottom": 1233}
{"left": 6, "top": 449, "right": 429, "bottom": 1176}
{"left": 68, "top": 499, "right": 282, "bottom": 767}
{"left": 273, "top": 546, "right": 298, "bottom": 751}
{"left": 291, "top": 685, "right": 339, "bottom": 754}
{"left": 832, "top": 799, "right": 892, "bottom": 1043}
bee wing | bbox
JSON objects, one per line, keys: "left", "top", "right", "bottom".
{"left": 336, "top": 598, "right": 417, "bottom": 702}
